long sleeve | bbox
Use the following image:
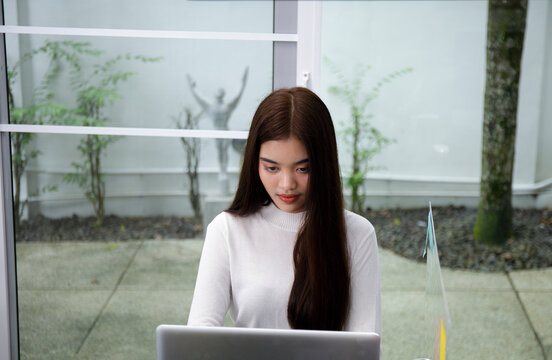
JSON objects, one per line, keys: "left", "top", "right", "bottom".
{"left": 345, "top": 212, "right": 382, "bottom": 335}
{"left": 187, "top": 214, "right": 231, "bottom": 326}
{"left": 186, "top": 205, "right": 381, "bottom": 333}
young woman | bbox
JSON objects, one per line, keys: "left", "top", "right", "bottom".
{"left": 187, "top": 87, "right": 381, "bottom": 334}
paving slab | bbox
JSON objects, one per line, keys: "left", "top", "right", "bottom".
{"left": 381, "top": 290, "right": 430, "bottom": 359}
{"left": 543, "top": 336, "right": 552, "bottom": 360}
{"left": 518, "top": 292, "right": 552, "bottom": 352}
{"left": 441, "top": 269, "right": 512, "bottom": 291}
{"left": 382, "top": 289, "right": 542, "bottom": 359}
{"left": 380, "top": 248, "right": 512, "bottom": 292}
{"left": 510, "top": 268, "right": 552, "bottom": 291}
{"left": 178, "top": 238, "right": 205, "bottom": 254}
{"left": 76, "top": 289, "right": 194, "bottom": 360}
{"left": 18, "top": 289, "right": 111, "bottom": 360}
{"left": 119, "top": 239, "right": 201, "bottom": 291}
{"left": 13, "top": 241, "right": 549, "bottom": 360}
{"left": 445, "top": 291, "right": 542, "bottom": 360}
{"left": 16, "top": 242, "right": 141, "bottom": 290}
{"left": 379, "top": 249, "right": 425, "bottom": 290}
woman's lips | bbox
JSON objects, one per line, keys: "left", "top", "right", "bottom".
{"left": 277, "top": 194, "right": 300, "bottom": 204}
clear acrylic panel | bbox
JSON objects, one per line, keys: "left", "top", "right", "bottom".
{"left": 5, "top": 33, "right": 272, "bottom": 130}
{"left": 13, "top": 132, "right": 242, "bottom": 358}
{"left": 3, "top": 0, "right": 274, "bottom": 33}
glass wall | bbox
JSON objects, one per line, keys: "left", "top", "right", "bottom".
{"left": 1, "top": 0, "right": 287, "bottom": 358}
{"left": 14, "top": 133, "right": 235, "bottom": 359}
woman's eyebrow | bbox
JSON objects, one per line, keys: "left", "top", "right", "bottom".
{"left": 260, "top": 157, "right": 309, "bottom": 165}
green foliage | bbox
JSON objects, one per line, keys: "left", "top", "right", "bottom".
{"left": 60, "top": 48, "right": 162, "bottom": 226}
{"left": 9, "top": 39, "right": 161, "bottom": 227}
{"left": 104, "top": 244, "right": 119, "bottom": 251}
{"left": 9, "top": 104, "right": 62, "bottom": 231}
{"left": 7, "top": 41, "right": 88, "bottom": 230}
{"left": 474, "top": 203, "right": 513, "bottom": 245}
{"left": 9, "top": 40, "right": 102, "bottom": 106}
{"left": 326, "top": 58, "right": 412, "bottom": 213}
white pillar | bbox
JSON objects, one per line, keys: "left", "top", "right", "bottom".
{"left": 297, "top": 0, "right": 322, "bottom": 92}
{"left": 0, "top": 137, "right": 15, "bottom": 360}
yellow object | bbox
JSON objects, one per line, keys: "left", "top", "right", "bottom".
{"left": 104, "top": 244, "right": 119, "bottom": 251}
{"left": 440, "top": 319, "right": 447, "bottom": 360}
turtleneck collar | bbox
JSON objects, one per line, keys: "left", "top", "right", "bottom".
{"left": 260, "top": 202, "right": 305, "bottom": 232}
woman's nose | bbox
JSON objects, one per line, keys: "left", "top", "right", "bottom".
{"left": 280, "top": 170, "right": 297, "bottom": 190}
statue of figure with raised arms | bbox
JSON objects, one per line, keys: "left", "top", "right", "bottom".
{"left": 187, "top": 67, "right": 249, "bottom": 196}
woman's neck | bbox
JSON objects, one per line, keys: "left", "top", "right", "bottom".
{"left": 260, "top": 202, "right": 305, "bottom": 232}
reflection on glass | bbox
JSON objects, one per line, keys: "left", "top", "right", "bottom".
{"left": 6, "top": 34, "right": 272, "bottom": 130}
{"left": 3, "top": 0, "right": 273, "bottom": 33}
{"left": 14, "top": 134, "right": 243, "bottom": 358}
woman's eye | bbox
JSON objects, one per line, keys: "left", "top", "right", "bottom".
{"left": 297, "top": 167, "right": 309, "bottom": 174}
{"left": 265, "top": 166, "right": 278, "bottom": 173}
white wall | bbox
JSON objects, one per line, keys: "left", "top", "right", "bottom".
{"left": 320, "top": 0, "right": 551, "bottom": 208}
{"left": 536, "top": 0, "right": 552, "bottom": 183}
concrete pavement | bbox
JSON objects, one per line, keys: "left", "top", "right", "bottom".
{"left": 15, "top": 239, "right": 552, "bottom": 359}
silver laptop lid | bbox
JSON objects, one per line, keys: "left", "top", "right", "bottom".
{"left": 156, "top": 325, "right": 380, "bottom": 360}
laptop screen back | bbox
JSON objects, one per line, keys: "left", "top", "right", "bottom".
{"left": 156, "top": 325, "right": 380, "bottom": 360}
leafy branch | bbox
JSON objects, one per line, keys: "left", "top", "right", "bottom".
{"left": 326, "top": 58, "right": 412, "bottom": 213}
{"left": 7, "top": 41, "right": 91, "bottom": 230}
{"left": 61, "top": 50, "right": 162, "bottom": 226}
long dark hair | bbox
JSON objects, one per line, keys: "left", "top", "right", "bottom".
{"left": 227, "top": 87, "right": 350, "bottom": 330}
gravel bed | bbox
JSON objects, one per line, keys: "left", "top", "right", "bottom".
{"left": 366, "top": 206, "right": 552, "bottom": 272}
{"left": 17, "top": 206, "right": 552, "bottom": 272}
{"left": 17, "top": 214, "right": 201, "bottom": 242}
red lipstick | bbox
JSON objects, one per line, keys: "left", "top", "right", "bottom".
{"left": 277, "top": 194, "right": 299, "bottom": 204}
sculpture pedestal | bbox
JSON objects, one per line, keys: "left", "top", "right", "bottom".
{"left": 218, "top": 174, "right": 230, "bottom": 198}
{"left": 202, "top": 196, "right": 233, "bottom": 236}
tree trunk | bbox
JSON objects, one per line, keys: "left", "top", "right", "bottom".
{"left": 474, "top": 0, "right": 527, "bottom": 245}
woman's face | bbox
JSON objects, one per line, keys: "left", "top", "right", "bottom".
{"left": 258, "top": 136, "right": 309, "bottom": 213}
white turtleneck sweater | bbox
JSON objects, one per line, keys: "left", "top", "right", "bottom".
{"left": 187, "top": 202, "right": 381, "bottom": 335}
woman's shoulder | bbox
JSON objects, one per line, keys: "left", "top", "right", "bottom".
{"left": 343, "top": 210, "right": 378, "bottom": 259}
{"left": 343, "top": 209, "right": 375, "bottom": 235}
{"left": 207, "top": 209, "right": 261, "bottom": 231}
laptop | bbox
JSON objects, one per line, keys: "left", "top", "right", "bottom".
{"left": 156, "top": 325, "right": 380, "bottom": 360}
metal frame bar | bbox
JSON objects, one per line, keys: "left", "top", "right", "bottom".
{"left": 0, "top": 1, "right": 19, "bottom": 358}
{"left": 273, "top": 0, "right": 297, "bottom": 90}
{"left": 0, "top": 124, "right": 248, "bottom": 139}
{"left": 0, "top": 25, "right": 298, "bottom": 42}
